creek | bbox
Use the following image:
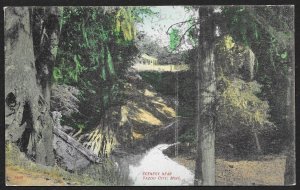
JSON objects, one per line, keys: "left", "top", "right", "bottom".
{"left": 121, "top": 70, "right": 195, "bottom": 185}
{"left": 128, "top": 143, "right": 194, "bottom": 186}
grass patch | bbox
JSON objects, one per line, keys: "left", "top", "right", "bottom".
{"left": 5, "top": 142, "right": 122, "bottom": 186}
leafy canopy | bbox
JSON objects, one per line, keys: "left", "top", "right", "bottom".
{"left": 53, "top": 7, "right": 140, "bottom": 130}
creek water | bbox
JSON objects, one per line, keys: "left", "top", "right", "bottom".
{"left": 128, "top": 144, "right": 194, "bottom": 186}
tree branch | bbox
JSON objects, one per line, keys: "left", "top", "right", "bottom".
{"left": 173, "top": 23, "right": 199, "bottom": 50}
{"left": 166, "top": 19, "right": 199, "bottom": 35}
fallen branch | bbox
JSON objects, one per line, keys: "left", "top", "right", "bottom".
{"left": 53, "top": 126, "right": 102, "bottom": 163}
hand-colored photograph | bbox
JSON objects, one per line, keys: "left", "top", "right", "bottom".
{"left": 4, "top": 5, "right": 295, "bottom": 186}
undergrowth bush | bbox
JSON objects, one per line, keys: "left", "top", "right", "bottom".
{"left": 5, "top": 142, "right": 124, "bottom": 185}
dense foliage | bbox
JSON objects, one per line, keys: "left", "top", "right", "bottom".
{"left": 170, "top": 6, "right": 293, "bottom": 154}
{"left": 53, "top": 7, "right": 150, "bottom": 130}
{"left": 51, "top": 6, "right": 293, "bottom": 154}
{"left": 221, "top": 6, "right": 294, "bottom": 149}
{"left": 169, "top": 28, "right": 180, "bottom": 51}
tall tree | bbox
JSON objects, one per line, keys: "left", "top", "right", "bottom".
{"left": 284, "top": 34, "right": 295, "bottom": 185}
{"left": 194, "top": 6, "right": 216, "bottom": 185}
{"left": 5, "top": 7, "right": 60, "bottom": 166}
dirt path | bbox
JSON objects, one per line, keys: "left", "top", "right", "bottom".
{"left": 172, "top": 155, "right": 286, "bottom": 185}
{"left": 6, "top": 153, "right": 286, "bottom": 186}
{"left": 6, "top": 166, "right": 66, "bottom": 186}
{"left": 132, "top": 63, "right": 189, "bottom": 72}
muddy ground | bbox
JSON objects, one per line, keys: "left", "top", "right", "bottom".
{"left": 172, "top": 154, "right": 286, "bottom": 185}
{"left": 6, "top": 166, "right": 66, "bottom": 186}
{"left": 6, "top": 155, "right": 286, "bottom": 186}
{"left": 6, "top": 141, "right": 286, "bottom": 186}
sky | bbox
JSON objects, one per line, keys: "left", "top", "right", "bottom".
{"left": 136, "top": 6, "right": 198, "bottom": 50}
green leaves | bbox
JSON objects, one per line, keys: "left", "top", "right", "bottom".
{"left": 58, "top": 7, "right": 65, "bottom": 32}
{"left": 224, "top": 5, "right": 292, "bottom": 77}
{"left": 99, "top": 45, "right": 115, "bottom": 80}
{"left": 187, "top": 18, "right": 197, "bottom": 47}
{"left": 100, "top": 45, "right": 105, "bottom": 64}
{"left": 64, "top": 54, "right": 85, "bottom": 83}
{"left": 169, "top": 28, "right": 180, "bottom": 51}
{"left": 131, "top": 6, "right": 158, "bottom": 23}
{"left": 74, "top": 55, "right": 82, "bottom": 70}
{"left": 90, "top": 52, "right": 99, "bottom": 70}
{"left": 52, "top": 67, "right": 63, "bottom": 82}
{"left": 53, "top": 7, "right": 140, "bottom": 130}
{"left": 74, "top": 54, "right": 85, "bottom": 75}
{"left": 98, "top": 45, "right": 106, "bottom": 80}
{"left": 76, "top": 123, "right": 86, "bottom": 129}
{"left": 280, "top": 51, "right": 288, "bottom": 60}
{"left": 252, "top": 22, "right": 259, "bottom": 40}
{"left": 237, "top": 7, "right": 245, "bottom": 12}
{"left": 106, "top": 46, "right": 115, "bottom": 76}
{"left": 101, "top": 67, "right": 107, "bottom": 80}
{"left": 102, "top": 87, "right": 110, "bottom": 108}
{"left": 82, "top": 26, "right": 89, "bottom": 48}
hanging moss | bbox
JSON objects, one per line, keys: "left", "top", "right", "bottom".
{"left": 217, "top": 75, "right": 275, "bottom": 132}
{"left": 115, "top": 7, "right": 136, "bottom": 41}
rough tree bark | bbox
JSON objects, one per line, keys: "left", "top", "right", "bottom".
{"left": 5, "top": 7, "right": 59, "bottom": 166}
{"left": 284, "top": 39, "right": 295, "bottom": 185}
{"left": 194, "top": 7, "right": 216, "bottom": 186}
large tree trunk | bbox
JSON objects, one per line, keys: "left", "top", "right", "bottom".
{"left": 284, "top": 42, "right": 295, "bottom": 185}
{"left": 194, "top": 7, "right": 216, "bottom": 186}
{"left": 5, "top": 7, "right": 59, "bottom": 166}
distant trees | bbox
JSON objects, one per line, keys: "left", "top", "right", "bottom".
{"left": 167, "top": 5, "right": 294, "bottom": 185}
{"left": 136, "top": 35, "right": 183, "bottom": 65}
{"left": 221, "top": 6, "right": 295, "bottom": 184}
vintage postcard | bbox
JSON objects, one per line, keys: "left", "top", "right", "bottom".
{"left": 4, "top": 5, "right": 295, "bottom": 186}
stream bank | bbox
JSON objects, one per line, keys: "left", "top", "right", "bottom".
{"left": 168, "top": 151, "right": 286, "bottom": 185}
{"left": 123, "top": 144, "right": 194, "bottom": 186}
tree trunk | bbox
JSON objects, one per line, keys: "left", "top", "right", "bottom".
{"left": 284, "top": 44, "right": 295, "bottom": 185}
{"left": 194, "top": 7, "right": 216, "bottom": 186}
{"left": 253, "top": 131, "right": 262, "bottom": 154}
{"left": 5, "top": 7, "right": 59, "bottom": 166}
